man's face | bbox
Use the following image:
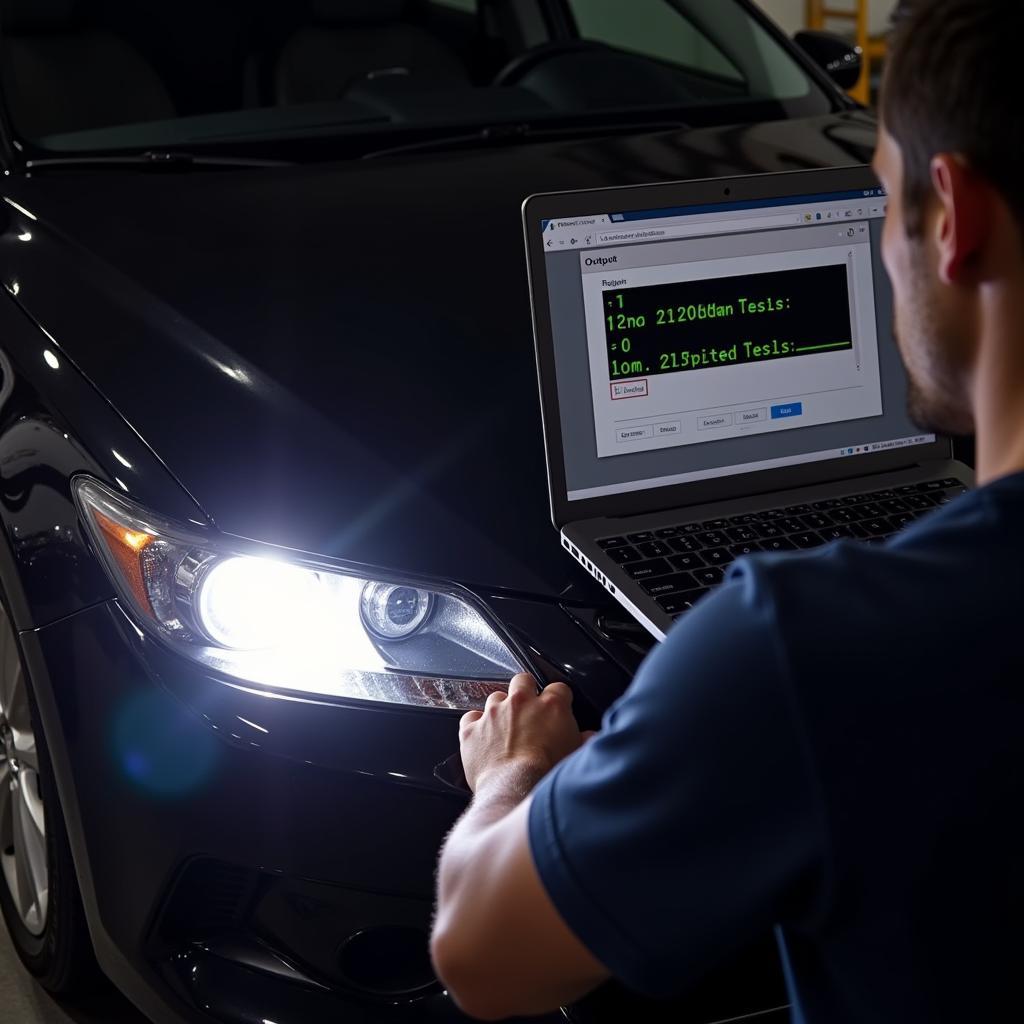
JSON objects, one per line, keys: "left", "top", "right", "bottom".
{"left": 874, "top": 128, "right": 975, "bottom": 436}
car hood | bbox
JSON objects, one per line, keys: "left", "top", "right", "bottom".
{"left": 7, "top": 112, "right": 877, "bottom": 599}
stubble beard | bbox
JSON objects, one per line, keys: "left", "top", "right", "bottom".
{"left": 894, "top": 250, "right": 975, "bottom": 438}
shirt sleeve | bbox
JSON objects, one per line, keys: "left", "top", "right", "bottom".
{"left": 528, "top": 559, "right": 825, "bottom": 997}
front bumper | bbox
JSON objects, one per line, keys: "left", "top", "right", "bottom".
{"left": 21, "top": 595, "right": 785, "bottom": 1024}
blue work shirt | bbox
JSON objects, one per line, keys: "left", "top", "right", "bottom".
{"left": 529, "top": 472, "right": 1024, "bottom": 1023}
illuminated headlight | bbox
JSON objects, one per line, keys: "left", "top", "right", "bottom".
{"left": 74, "top": 478, "right": 526, "bottom": 711}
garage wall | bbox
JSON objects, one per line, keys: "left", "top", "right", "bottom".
{"left": 754, "top": 0, "right": 899, "bottom": 37}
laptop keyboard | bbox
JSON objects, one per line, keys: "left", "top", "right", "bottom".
{"left": 596, "top": 478, "right": 967, "bottom": 620}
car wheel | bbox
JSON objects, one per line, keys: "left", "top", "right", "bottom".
{"left": 0, "top": 598, "right": 96, "bottom": 994}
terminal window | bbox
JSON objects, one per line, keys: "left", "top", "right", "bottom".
{"left": 581, "top": 222, "right": 883, "bottom": 458}
{"left": 605, "top": 265, "right": 853, "bottom": 378}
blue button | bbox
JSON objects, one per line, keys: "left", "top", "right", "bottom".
{"left": 771, "top": 402, "right": 803, "bottom": 419}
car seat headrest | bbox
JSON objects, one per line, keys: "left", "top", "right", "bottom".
{"left": 311, "top": 0, "right": 407, "bottom": 27}
{"left": 0, "top": 0, "right": 79, "bottom": 34}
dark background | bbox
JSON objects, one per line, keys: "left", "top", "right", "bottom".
{"left": 604, "top": 263, "right": 853, "bottom": 378}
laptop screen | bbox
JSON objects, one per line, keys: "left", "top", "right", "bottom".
{"left": 537, "top": 187, "right": 935, "bottom": 503}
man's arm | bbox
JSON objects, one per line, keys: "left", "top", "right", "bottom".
{"left": 433, "top": 568, "right": 825, "bottom": 1016}
{"left": 431, "top": 675, "right": 609, "bottom": 1020}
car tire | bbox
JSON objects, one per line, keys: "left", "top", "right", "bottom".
{"left": 0, "top": 597, "right": 97, "bottom": 995}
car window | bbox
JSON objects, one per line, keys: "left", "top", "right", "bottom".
{"left": 0, "top": 0, "right": 830, "bottom": 161}
{"left": 567, "top": 0, "right": 743, "bottom": 82}
{"left": 565, "top": 0, "right": 814, "bottom": 100}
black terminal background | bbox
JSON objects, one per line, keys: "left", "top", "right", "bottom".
{"left": 603, "top": 263, "right": 853, "bottom": 379}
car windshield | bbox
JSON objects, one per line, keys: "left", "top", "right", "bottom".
{"left": 0, "top": 0, "right": 833, "bottom": 161}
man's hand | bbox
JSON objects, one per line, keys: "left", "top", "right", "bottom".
{"left": 434, "top": 672, "right": 609, "bottom": 1018}
{"left": 459, "top": 673, "right": 593, "bottom": 792}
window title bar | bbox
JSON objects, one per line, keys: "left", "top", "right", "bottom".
{"left": 607, "top": 188, "right": 886, "bottom": 224}
{"left": 540, "top": 188, "right": 886, "bottom": 232}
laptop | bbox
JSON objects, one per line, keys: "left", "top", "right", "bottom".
{"left": 523, "top": 166, "right": 974, "bottom": 641}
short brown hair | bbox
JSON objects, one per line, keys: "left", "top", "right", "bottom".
{"left": 881, "top": 0, "right": 1024, "bottom": 236}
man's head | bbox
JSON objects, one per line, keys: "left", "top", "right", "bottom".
{"left": 875, "top": 0, "right": 1024, "bottom": 437}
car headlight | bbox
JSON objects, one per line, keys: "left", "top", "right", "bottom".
{"left": 73, "top": 477, "right": 526, "bottom": 711}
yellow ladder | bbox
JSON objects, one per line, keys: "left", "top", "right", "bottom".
{"left": 806, "top": 0, "right": 886, "bottom": 105}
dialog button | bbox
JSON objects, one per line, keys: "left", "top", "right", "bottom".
{"left": 616, "top": 425, "right": 654, "bottom": 444}
{"left": 610, "top": 379, "right": 649, "bottom": 400}
{"left": 770, "top": 402, "right": 804, "bottom": 420}
{"left": 654, "top": 421, "right": 681, "bottom": 437}
{"left": 698, "top": 413, "right": 733, "bottom": 430}
{"left": 737, "top": 408, "right": 767, "bottom": 424}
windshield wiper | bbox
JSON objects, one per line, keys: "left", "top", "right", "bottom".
{"left": 25, "top": 150, "right": 291, "bottom": 171}
{"left": 361, "top": 118, "right": 687, "bottom": 160}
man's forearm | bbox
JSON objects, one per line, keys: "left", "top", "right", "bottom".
{"left": 437, "top": 757, "right": 546, "bottom": 910}
{"left": 431, "top": 685, "right": 607, "bottom": 1020}
{"left": 432, "top": 758, "right": 550, "bottom": 1017}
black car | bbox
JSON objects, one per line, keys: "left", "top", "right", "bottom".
{"left": 0, "top": 2, "right": 874, "bottom": 1022}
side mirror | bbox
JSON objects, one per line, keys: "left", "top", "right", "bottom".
{"left": 794, "top": 29, "right": 863, "bottom": 91}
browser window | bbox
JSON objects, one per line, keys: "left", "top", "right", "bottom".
{"left": 584, "top": 216, "right": 881, "bottom": 457}
{"left": 539, "top": 189, "right": 935, "bottom": 502}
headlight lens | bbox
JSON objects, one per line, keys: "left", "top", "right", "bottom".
{"left": 74, "top": 478, "right": 525, "bottom": 711}
{"left": 359, "top": 582, "right": 433, "bottom": 641}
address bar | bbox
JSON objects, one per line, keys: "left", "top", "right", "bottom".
{"left": 596, "top": 212, "right": 804, "bottom": 244}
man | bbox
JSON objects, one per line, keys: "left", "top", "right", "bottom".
{"left": 431, "top": 1, "right": 1024, "bottom": 1020}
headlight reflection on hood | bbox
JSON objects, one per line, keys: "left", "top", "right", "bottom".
{"left": 74, "top": 477, "right": 524, "bottom": 711}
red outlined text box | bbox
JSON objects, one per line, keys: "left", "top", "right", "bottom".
{"left": 610, "top": 378, "right": 649, "bottom": 400}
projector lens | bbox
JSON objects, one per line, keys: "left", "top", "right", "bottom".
{"left": 360, "top": 582, "right": 432, "bottom": 640}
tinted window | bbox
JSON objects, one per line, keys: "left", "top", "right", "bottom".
{"left": 566, "top": 0, "right": 814, "bottom": 100}
{"left": 0, "top": 0, "right": 829, "bottom": 160}
{"left": 568, "top": 0, "right": 743, "bottom": 82}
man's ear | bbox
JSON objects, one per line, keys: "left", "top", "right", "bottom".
{"left": 930, "top": 153, "right": 991, "bottom": 285}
